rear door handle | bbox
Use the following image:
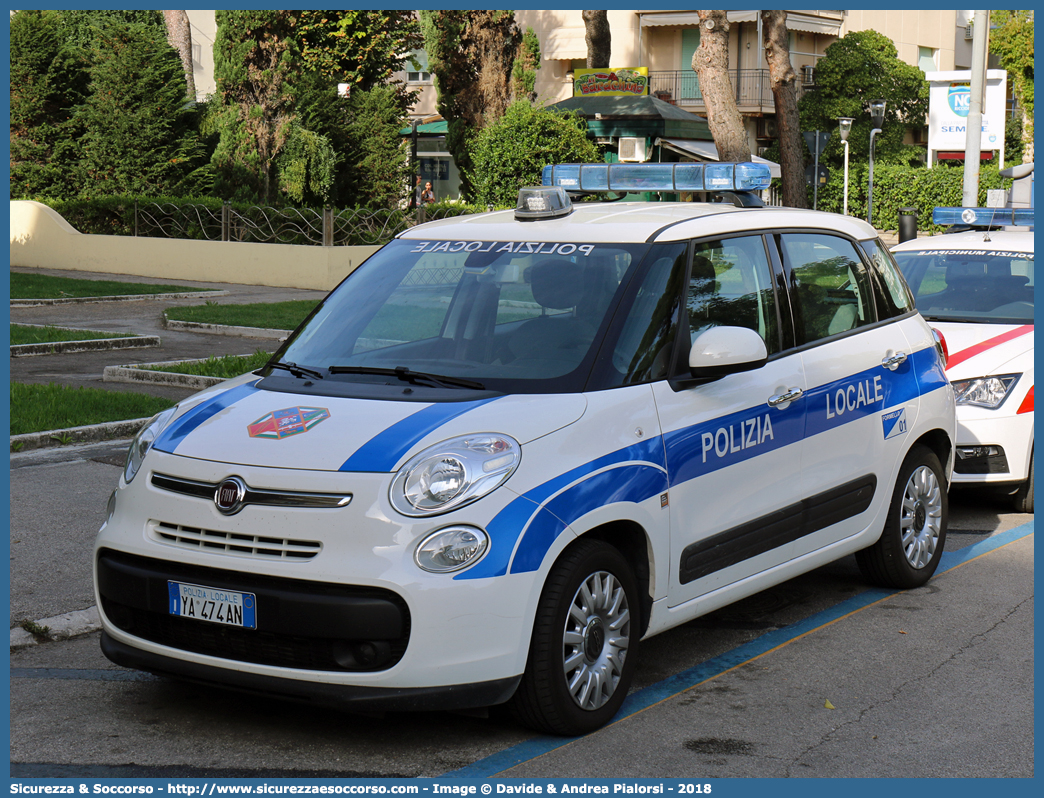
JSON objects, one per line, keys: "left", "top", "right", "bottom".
{"left": 882, "top": 352, "right": 908, "bottom": 371}
{"left": 768, "top": 387, "right": 804, "bottom": 407}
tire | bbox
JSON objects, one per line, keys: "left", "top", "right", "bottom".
{"left": 856, "top": 445, "right": 948, "bottom": 589}
{"left": 1013, "top": 455, "right": 1034, "bottom": 514}
{"left": 510, "top": 539, "right": 641, "bottom": 736}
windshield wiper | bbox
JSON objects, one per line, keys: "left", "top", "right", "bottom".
{"left": 328, "top": 365, "right": 485, "bottom": 390}
{"left": 267, "top": 361, "right": 325, "bottom": 380}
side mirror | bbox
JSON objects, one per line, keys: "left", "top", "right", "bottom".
{"left": 688, "top": 326, "right": 768, "bottom": 377}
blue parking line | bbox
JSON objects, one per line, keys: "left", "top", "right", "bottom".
{"left": 445, "top": 520, "right": 1034, "bottom": 778}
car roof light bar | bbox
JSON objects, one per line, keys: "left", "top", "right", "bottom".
{"left": 541, "top": 161, "right": 773, "bottom": 195}
{"left": 932, "top": 206, "right": 1034, "bottom": 229}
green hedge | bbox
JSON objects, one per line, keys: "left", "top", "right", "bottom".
{"left": 805, "top": 162, "right": 1010, "bottom": 233}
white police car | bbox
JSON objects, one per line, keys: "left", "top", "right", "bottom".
{"left": 892, "top": 206, "right": 1033, "bottom": 512}
{"left": 95, "top": 162, "right": 955, "bottom": 736}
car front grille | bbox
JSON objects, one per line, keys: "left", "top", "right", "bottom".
{"left": 150, "top": 521, "right": 322, "bottom": 561}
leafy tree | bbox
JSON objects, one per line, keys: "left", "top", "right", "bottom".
{"left": 582, "top": 11, "right": 610, "bottom": 68}
{"left": 798, "top": 30, "right": 928, "bottom": 167}
{"left": 162, "top": 10, "right": 196, "bottom": 100}
{"left": 9, "top": 10, "right": 78, "bottom": 198}
{"left": 468, "top": 101, "right": 601, "bottom": 208}
{"left": 74, "top": 19, "right": 212, "bottom": 197}
{"left": 295, "top": 10, "right": 422, "bottom": 103}
{"left": 989, "top": 10, "right": 1033, "bottom": 163}
{"left": 761, "top": 11, "right": 805, "bottom": 208}
{"left": 512, "top": 27, "right": 541, "bottom": 102}
{"left": 9, "top": 9, "right": 169, "bottom": 199}
{"left": 209, "top": 10, "right": 302, "bottom": 203}
{"left": 419, "top": 10, "right": 524, "bottom": 199}
{"left": 339, "top": 86, "right": 413, "bottom": 209}
{"left": 693, "top": 11, "right": 750, "bottom": 161}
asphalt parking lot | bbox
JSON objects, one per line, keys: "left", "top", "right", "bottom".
{"left": 7, "top": 268, "right": 1034, "bottom": 780}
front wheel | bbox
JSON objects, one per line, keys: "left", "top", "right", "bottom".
{"left": 857, "top": 445, "right": 948, "bottom": 589}
{"left": 1013, "top": 455, "right": 1034, "bottom": 514}
{"left": 510, "top": 539, "right": 641, "bottom": 735}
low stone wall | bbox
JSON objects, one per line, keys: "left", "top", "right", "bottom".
{"left": 9, "top": 201, "right": 382, "bottom": 292}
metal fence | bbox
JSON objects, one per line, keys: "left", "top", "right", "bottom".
{"left": 648, "top": 68, "right": 815, "bottom": 107}
{"left": 133, "top": 202, "right": 471, "bottom": 247}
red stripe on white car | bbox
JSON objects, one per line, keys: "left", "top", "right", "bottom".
{"left": 945, "top": 325, "right": 1034, "bottom": 371}
{"left": 1017, "top": 386, "right": 1034, "bottom": 415}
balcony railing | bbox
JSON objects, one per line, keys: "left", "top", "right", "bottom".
{"left": 648, "top": 69, "right": 814, "bottom": 109}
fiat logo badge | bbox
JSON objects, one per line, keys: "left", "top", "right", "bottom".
{"left": 214, "top": 476, "right": 247, "bottom": 515}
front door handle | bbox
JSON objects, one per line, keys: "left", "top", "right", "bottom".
{"left": 882, "top": 351, "right": 908, "bottom": 371}
{"left": 768, "top": 387, "right": 804, "bottom": 407}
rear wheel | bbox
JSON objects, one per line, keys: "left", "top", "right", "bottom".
{"left": 857, "top": 445, "right": 948, "bottom": 589}
{"left": 1013, "top": 455, "right": 1034, "bottom": 514}
{"left": 510, "top": 539, "right": 640, "bottom": 735}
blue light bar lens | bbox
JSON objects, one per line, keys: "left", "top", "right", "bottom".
{"left": 541, "top": 162, "right": 770, "bottom": 194}
{"left": 932, "top": 206, "right": 1035, "bottom": 228}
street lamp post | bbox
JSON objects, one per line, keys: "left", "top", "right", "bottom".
{"left": 867, "top": 99, "right": 886, "bottom": 227}
{"left": 838, "top": 118, "right": 853, "bottom": 216}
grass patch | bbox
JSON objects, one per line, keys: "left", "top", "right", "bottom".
{"left": 143, "top": 350, "right": 272, "bottom": 379}
{"left": 11, "top": 272, "right": 216, "bottom": 300}
{"left": 10, "top": 382, "right": 174, "bottom": 436}
{"left": 10, "top": 324, "right": 137, "bottom": 345}
{"left": 165, "top": 299, "right": 319, "bottom": 331}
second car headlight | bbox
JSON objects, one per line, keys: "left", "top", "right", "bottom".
{"left": 390, "top": 434, "right": 521, "bottom": 516}
{"left": 124, "top": 406, "right": 178, "bottom": 483}
{"left": 951, "top": 374, "right": 1021, "bottom": 409}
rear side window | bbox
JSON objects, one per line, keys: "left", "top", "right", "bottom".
{"left": 780, "top": 233, "right": 875, "bottom": 345}
{"left": 861, "top": 238, "right": 914, "bottom": 319}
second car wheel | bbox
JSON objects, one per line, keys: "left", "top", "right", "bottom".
{"left": 856, "top": 445, "right": 948, "bottom": 589}
{"left": 510, "top": 539, "right": 641, "bottom": 736}
{"left": 1012, "top": 454, "right": 1034, "bottom": 514}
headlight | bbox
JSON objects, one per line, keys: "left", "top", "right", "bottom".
{"left": 390, "top": 434, "right": 520, "bottom": 516}
{"left": 951, "top": 374, "right": 1020, "bottom": 409}
{"left": 124, "top": 407, "right": 178, "bottom": 483}
{"left": 415, "top": 526, "right": 490, "bottom": 573}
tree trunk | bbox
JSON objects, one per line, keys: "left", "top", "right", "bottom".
{"left": 582, "top": 11, "right": 611, "bottom": 68}
{"left": 163, "top": 10, "right": 196, "bottom": 100}
{"left": 761, "top": 11, "right": 807, "bottom": 208}
{"left": 693, "top": 11, "right": 750, "bottom": 162}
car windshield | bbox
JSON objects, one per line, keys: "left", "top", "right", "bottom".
{"left": 271, "top": 238, "right": 648, "bottom": 394}
{"left": 892, "top": 247, "right": 1034, "bottom": 324}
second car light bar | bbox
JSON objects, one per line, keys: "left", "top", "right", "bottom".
{"left": 541, "top": 161, "right": 773, "bottom": 194}
{"left": 932, "top": 206, "right": 1034, "bottom": 228}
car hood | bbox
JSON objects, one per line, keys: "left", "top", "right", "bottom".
{"left": 930, "top": 321, "right": 1034, "bottom": 379}
{"left": 152, "top": 374, "right": 588, "bottom": 472}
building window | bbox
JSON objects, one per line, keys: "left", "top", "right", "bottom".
{"left": 191, "top": 42, "right": 201, "bottom": 66}
{"left": 407, "top": 49, "right": 432, "bottom": 84}
{"left": 918, "top": 46, "right": 936, "bottom": 73}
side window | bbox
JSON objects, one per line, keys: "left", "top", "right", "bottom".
{"left": 607, "top": 243, "right": 688, "bottom": 386}
{"left": 780, "top": 233, "right": 875, "bottom": 345}
{"left": 688, "top": 236, "right": 780, "bottom": 354}
{"left": 861, "top": 238, "right": 914, "bottom": 319}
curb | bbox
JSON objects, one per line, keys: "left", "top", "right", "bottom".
{"left": 11, "top": 334, "right": 161, "bottom": 357}
{"left": 11, "top": 417, "right": 151, "bottom": 453}
{"left": 11, "top": 606, "right": 101, "bottom": 650}
{"left": 163, "top": 317, "right": 291, "bottom": 340}
{"left": 103, "top": 362, "right": 226, "bottom": 390}
{"left": 11, "top": 290, "right": 228, "bottom": 307}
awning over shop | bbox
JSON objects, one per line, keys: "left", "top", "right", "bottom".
{"left": 639, "top": 10, "right": 839, "bottom": 35}
{"left": 656, "top": 136, "right": 781, "bottom": 179}
{"left": 542, "top": 28, "right": 588, "bottom": 60}
{"left": 640, "top": 11, "right": 756, "bottom": 26}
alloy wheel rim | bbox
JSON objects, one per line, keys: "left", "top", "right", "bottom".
{"left": 562, "top": 570, "right": 631, "bottom": 710}
{"left": 901, "top": 465, "right": 943, "bottom": 569}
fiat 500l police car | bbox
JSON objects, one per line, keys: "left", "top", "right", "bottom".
{"left": 95, "top": 162, "right": 955, "bottom": 735}
{"left": 892, "top": 206, "right": 1033, "bottom": 512}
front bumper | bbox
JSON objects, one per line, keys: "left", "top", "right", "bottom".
{"left": 951, "top": 410, "right": 1033, "bottom": 487}
{"left": 94, "top": 449, "right": 543, "bottom": 701}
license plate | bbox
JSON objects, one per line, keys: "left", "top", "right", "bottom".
{"left": 168, "top": 581, "right": 256, "bottom": 629}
